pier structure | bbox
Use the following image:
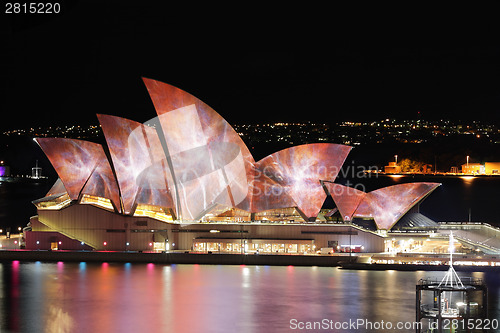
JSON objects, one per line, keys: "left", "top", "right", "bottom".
{"left": 416, "top": 233, "right": 488, "bottom": 332}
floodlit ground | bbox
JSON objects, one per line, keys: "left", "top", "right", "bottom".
{"left": 412, "top": 239, "right": 464, "bottom": 254}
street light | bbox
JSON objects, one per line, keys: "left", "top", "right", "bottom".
{"left": 395, "top": 155, "right": 398, "bottom": 164}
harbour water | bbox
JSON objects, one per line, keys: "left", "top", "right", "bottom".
{"left": 0, "top": 262, "right": 499, "bottom": 332}
{"left": 0, "top": 168, "right": 499, "bottom": 332}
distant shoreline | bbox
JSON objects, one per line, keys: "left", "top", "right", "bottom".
{"left": 372, "top": 172, "right": 500, "bottom": 178}
{"left": 0, "top": 176, "right": 49, "bottom": 183}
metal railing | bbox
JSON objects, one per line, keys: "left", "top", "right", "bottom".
{"left": 417, "top": 277, "right": 484, "bottom": 287}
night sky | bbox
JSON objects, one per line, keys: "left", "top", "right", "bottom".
{"left": 3, "top": 2, "right": 500, "bottom": 132}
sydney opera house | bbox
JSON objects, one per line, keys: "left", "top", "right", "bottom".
{"left": 25, "top": 78, "right": 440, "bottom": 253}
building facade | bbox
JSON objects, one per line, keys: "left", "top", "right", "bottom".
{"left": 485, "top": 162, "right": 500, "bottom": 175}
{"left": 384, "top": 162, "right": 401, "bottom": 174}
{"left": 461, "top": 163, "right": 485, "bottom": 175}
{"left": 26, "top": 78, "right": 440, "bottom": 253}
{"left": 461, "top": 162, "right": 500, "bottom": 175}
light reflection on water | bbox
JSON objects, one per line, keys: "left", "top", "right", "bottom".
{"left": 0, "top": 262, "right": 499, "bottom": 333}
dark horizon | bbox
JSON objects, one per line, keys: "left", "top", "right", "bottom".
{"left": 3, "top": 3, "right": 500, "bottom": 131}
{"left": 2, "top": 114, "right": 500, "bottom": 133}
{"left": 3, "top": 49, "right": 500, "bottom": 131}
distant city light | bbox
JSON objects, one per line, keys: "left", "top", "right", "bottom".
{"left": 4, "top": 119, "right": 499, "bottom": 148}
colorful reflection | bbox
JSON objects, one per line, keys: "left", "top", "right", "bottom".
{"left": 1, "top": 262, "right": 499, "bottom": 332}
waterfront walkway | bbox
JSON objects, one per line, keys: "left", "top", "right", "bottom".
{"left": 0, "top": 250, "right": 355, "bottom": 266}
{"left": 438, "top": 223, "right": 500, "bottom": 254}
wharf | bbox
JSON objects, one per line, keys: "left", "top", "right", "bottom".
{"left": 338, "top": 262, "right": 500, "bottom": 272}
{"left": 0, "top": 250, "right": 354, "bottom": 266}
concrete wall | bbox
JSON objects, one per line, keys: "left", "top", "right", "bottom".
{"left": 36, "top": 205, "right": 175, "bottom": 251}
{"left": 25, "top": 230, "right": 93, "bottom": 250}
{"left": 171, "top": 223, "right": 384, "bottom": 253}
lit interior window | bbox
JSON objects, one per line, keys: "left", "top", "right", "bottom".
{"left": 80, "top": 194, "right": 115, "bottom": 211}
{"left": 134, "top": 204, "right": 174, "bottom": 222}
